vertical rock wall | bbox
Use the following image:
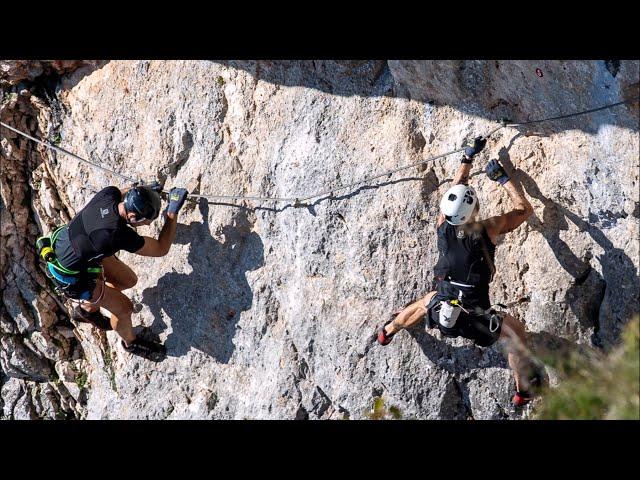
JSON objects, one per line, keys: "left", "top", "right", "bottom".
{"left": 1, "top": 86, "right": 84, "bottom": 418}
{"left": 1, "top": 60, "right": 638, "bottom": 419}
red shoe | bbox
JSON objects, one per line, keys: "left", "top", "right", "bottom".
{"left": 377, "top": 320, "right": 396, "bottom": 346}
{"left": 512, "top": 390, "right": 534, "bottom": 407}
{"left": 513, "top": 370, "right": 545, "bottom": 407}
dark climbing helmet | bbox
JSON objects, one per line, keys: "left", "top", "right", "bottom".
{"left": 124, "top": 186, "right": 161, "bottom": 221}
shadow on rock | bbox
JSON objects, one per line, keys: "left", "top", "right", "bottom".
{"left": 141, "top": 200, "right": 264, "bottom": 363}
{"left": 212, "top": 60, "right": 639, "bottom": 136}
{"left": 527, "top": 330, "right": 601, "bottom": 367}
{"left": 214, "top": 60, "right": 395, "bottom": 99}
{"left": 499, "top": 147, "right": 638, "bottom": 347}
{"left": 406, "top": 324, "right": 508, "bottom": 375}
{"left": 406, "top": 319, "right": 582, "bottom": 389}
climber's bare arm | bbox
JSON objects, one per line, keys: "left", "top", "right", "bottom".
{"left": 437, "top": 163, "right": 472, "bottom": 227}
{"left": 483, "top": 179, "right": 533, "bottom": 243}
{"left": 135, "top": 214, "right": 178, "bottom": 257}
{"left": 452, "top": 162, "right": 472, "bottom": 186}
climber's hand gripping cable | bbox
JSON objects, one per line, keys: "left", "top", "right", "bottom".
{"left": 166, "top": 188, "right": 189, "bottom": 218}
{"left": 437, "top": 136, "right": 487, "bottom": 226}
{"left": 462, "top": 136, "right": 487, "bottom": 164}
{"left": 135, "top": 187, "right": 189, "bottom": 257}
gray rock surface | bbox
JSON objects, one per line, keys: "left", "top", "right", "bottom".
{"left": 1, "top": 60, "right": 638, "bottom": 419}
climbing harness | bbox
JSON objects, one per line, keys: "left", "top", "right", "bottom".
{"left": 36, "top": 225, "right": 105, "bottom": 304}
{"left": 2, "top": 98, "right": 636, "bottom": 208}
{"left": 432, "top": 288, "right": 502, "bottom": 333}
{"left": 478, "top": 307, "right": 502, "bottom": 333}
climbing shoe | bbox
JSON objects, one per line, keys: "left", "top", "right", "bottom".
{"left": 377, "top": 320, "right": 396, "bottom": 346}
{"left": 512, "top": 390, "right": 534, "bottom": 407}
{"left": 121, "top": 337, "right": 166, "bottom": 362}
{"left": 512, "top": 370, "right": 545, "bottom": 407}
{"left": 72, "top": 306, "right": 112, "bottom": 331}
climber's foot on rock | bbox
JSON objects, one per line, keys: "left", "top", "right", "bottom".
{"left": 121, "top": 337, "right": 166, "bottom": 362}
{"left": 377, "top": 319, "right": 397, "bottom": 346}
{"left": 72, "top": 305, "right": 112, "bottom": 331}
{"left": 512, "top": 390, "right": 534, "bottom": 407}
{"left": 512, "top": 370, "right": 546, "bottom": 407}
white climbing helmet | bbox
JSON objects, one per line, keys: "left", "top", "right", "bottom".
{"left": 440, "top": 184, "right": 477, "bottom": 225}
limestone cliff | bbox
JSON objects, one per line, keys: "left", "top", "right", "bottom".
{"left": 1, "top": 60, "right": 638, "bottom": 419}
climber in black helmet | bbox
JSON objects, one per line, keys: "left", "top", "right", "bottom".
{"left": 376, "top": 137, "right": 542, "bottom": 407}
{"left": 39, "top": 183, "right": 188, "bottom": 361}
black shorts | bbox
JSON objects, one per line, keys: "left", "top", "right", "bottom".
{"left": 427, "top": 304, "right": 503, "bottom": 347}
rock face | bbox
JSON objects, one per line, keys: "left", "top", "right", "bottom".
{"left": 1, "top": 60, "right": 638, "bottom": 419}
{"left": 0, "top": 60, "right": 104, "bottom": 87}
{"left": 1, "top": 75, "right": 88, "bottom": 419}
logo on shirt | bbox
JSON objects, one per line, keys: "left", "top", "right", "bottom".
{"left": 100, "top": 207, "right": 110, "bottom": 218}
{"left": 456, "top": 228, "right": 466, "bottom": 239}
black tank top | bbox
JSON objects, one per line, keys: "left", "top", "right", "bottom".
{"left": 434, "top": 221, "right": 496, "bottom": 295}
{"left": 58, "top": 187, "right": 145, "bottom": 269}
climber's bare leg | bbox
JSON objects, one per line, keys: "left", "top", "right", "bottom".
{"left": 499, "top": 313, "right": 531, "bottom": 392}
{"left": 80, "top": 256, "right": 137, "bottom": 313}
{"left": 385, "top": 291, "right": 437, "bottom": 336}
{"left": 102, "top": 255, "right": 138, "bottom": 291}
{"left": 82, "top": 281, "right": 136, "bottom": 344}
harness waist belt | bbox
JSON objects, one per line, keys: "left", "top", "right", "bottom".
{"left": 449, "top": 280, "right": 476, "bottom": 288}
{"left": 47, "top": 262, "right": 78, "bottom": 285}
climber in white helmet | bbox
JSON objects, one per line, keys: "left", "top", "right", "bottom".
{"left": 376, "top": 136, "right": 543, "bottom": 407}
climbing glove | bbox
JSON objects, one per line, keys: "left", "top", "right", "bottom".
{"left": 166, "top": 188, "right": 189, "bottom": 215}
{"left": 486, "top": 159, "right": 510, "bottom": 185}
{"left": 462, "top": 136, "right": 487, "bottom": 163}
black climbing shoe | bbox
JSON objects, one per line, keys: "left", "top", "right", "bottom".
{"left": 121, "top": 338, "right": 166, "bottom": 362}
{"left": 72, "top": 306, "right": 112, "bottom": 331}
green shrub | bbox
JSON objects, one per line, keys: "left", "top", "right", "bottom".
{"left": 537, "top": 317, "right": 639, "bottom": 420}
{"left": 365, "top": 396, "right": 403, "bottom": 420}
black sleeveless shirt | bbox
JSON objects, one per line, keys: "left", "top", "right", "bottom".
{"left": 433, "top": 221, "right": 496, "bottom": 307}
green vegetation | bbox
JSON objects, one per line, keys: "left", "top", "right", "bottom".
{"left": 50, "top": 369, "right": 61, "bottom": 385}
{"left": 365, "top": 396, "right": 403, "bottom": 420}
{"left": 1, "top": 91, "right": 18, "bottom": 106}
{"left": 216, "top": 76, "right": 225, "bottom": 86}
{"left": 54, "top": 408, "right": 73, "bottom": 420}
{"left": 537, "top": 317, "right": 639, "bottom": 419}
{"left": 75, "top": 370, "right": 88, "bottom": 390}
{"left": 102, "top": 343, "right": 118, "bottom": 392}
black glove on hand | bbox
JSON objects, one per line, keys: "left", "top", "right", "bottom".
{"left": 167, "top": 188, "right": 189, "bottom": 215}
{"left": 462, "top": 136, "right": 487, "bottom": 163}
{"left": 486, "top": 159, "right": 510, "bottom": 185}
